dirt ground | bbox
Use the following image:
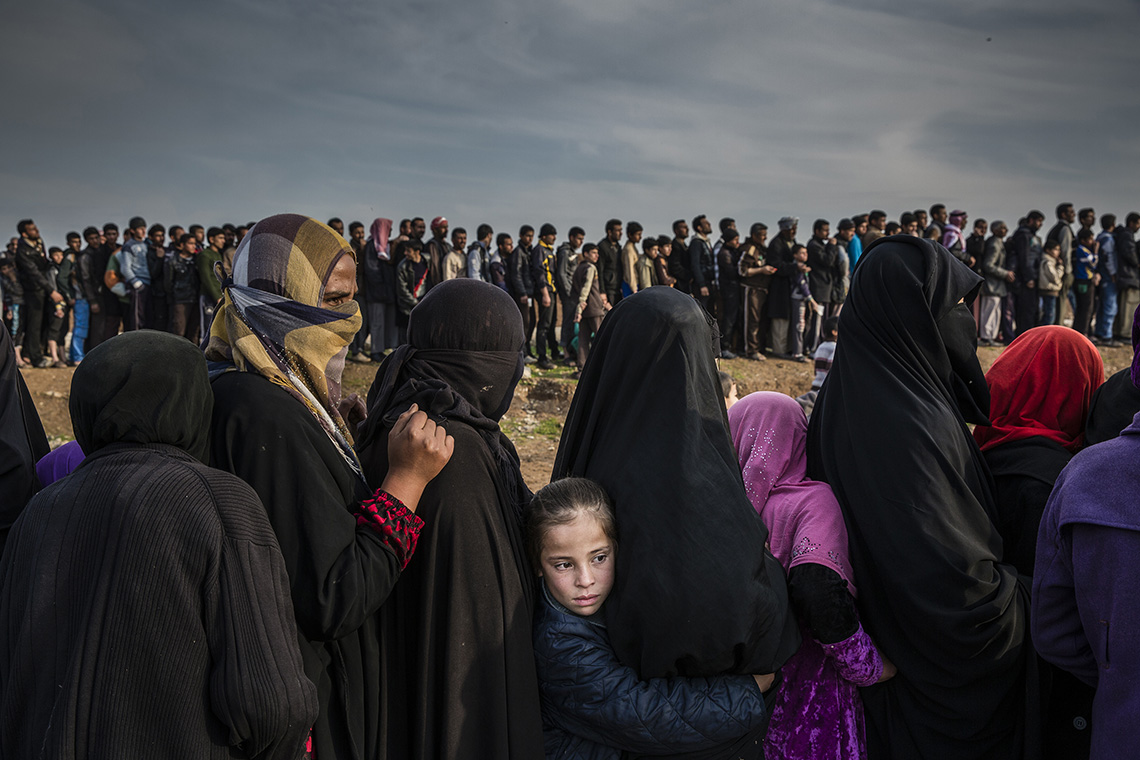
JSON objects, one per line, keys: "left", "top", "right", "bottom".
{"left": 24, "top": 342, "right": 1134, "bottom": 492}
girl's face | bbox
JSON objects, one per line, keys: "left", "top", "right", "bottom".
{"left": 540, "top": 513, "right": 615, "bottom": 617}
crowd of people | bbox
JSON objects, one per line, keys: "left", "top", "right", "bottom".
{"left": 1, "top": 211, "right": 1138, "bottom": 760}
{"left": 4, "top": 202, "right": 1138, "bottom": 373}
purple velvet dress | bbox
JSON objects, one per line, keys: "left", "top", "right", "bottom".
{"left": 728, "top": 392, "right": 885, "bottom": 760}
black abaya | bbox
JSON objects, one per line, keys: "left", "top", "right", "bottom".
{"left": 806, "top": 236, "right": 1032, "bottom": 760}
{"left": 1085, "top": 367, "right": 1140, "bottom": 445}
{"left": 0, "top": 325, "right": 49, "bottom": 552}
{"left": 553, "top": 286, "right": 800, "bottom": 681}
{"left": 357, "top": 279, "right": 545, "bottom": 760}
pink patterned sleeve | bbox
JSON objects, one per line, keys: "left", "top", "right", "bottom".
{"left": 821, "top": 623, "right": 884, "bottom": 687}
{"left": 354, "top": 490, "right": 424, "bottom": 570}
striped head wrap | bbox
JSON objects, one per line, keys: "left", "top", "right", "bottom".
{"left": 205, "top": 213, "right": 364, "bottom": 474}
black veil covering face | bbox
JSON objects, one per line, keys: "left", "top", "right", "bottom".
{"left": 806, "top": 236, "right": 1032, "bottom": 760}
{"left": 553, "top": 286, "right": 800, "bottom": 680}
{"left": 358, "top": 279, "right": 545, "bottom": 760}
{"left": 0, "top": 326, "right": 49, "bottom": 550}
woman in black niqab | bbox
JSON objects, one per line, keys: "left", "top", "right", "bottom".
{"left": 805, "top": 236, "right": 1033, "bottom": 760}
{"left": 357, "top": 279, "right": 544, "bottom": 760}
{"left": 0, "top": 325, "right": 49, "bottom": 552}
{"left": 552, "top": 286, "right": 800, "bottom": 682}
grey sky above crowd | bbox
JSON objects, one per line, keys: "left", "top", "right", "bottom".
{"left": 3, "top": 0, "right": 1138, "bottom": 244}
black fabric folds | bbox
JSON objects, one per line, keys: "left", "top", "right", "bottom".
{"left": 1085, "top": 367, "right": 1140, "bottom": 445}
{"left": 0, "top": 326, "right": 49, "bottom": 549}
{"left": 358, "top": 279, "right": 545, "bottom": 760}
{"left": 70, "top": 330, "right": 211, "bottom": 463}
{"left": 806, "top": 236, "right": 1032, "bottom": 760}
{"left": 553, "top": 286, "right": 800, "bottom": 681}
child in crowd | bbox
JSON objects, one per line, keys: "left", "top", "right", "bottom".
{"left": 788, "top": 244, "right": 817, "bottom": 363}
{"left": 163, "top": 233, "right": 201, "bottom": 342}
{"left": 652, "top": 235, "right": 676, "bottom": 287}
{"left": 527, "top": 477, "right": 777, "bottom": 760}
{"left": 1071, "top": 228, "right": 1100, "bottom": 337}
{"left": 1037, "top": 240, "right": 1065, "bottom": 326}
{"left": 796, "top": 315, "right": 838, "bottom": 418}
{"left": 718, "top": 369, "right": 739, "bottom": 410}
{"left": 46, "top": 247, "right": 71, "bottom": 367}
{"left": 571, "top": 243, "right": 609, "bottom": 379}
{"left": 1, "top": 257, "right": 26, "bottom": 366}
{"left": 728, "top": 392, "right": 894, "bottom": 760}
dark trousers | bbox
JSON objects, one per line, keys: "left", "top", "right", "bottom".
{"left": 350, "top": 294, "right": 369, "bottom": 354}
{"left": 719, "top": 284, "right": 740, "bottom": 352}
{"left": 536, "top": 298, "right": 556, "bottom": 360}
{"left": 804, "top": 300, "right": 832, "bottom": 354}
{"left": 100, "top": 291, "right": 124, "bottom": 342}
{"left": 790, "top": 299, "right": 808, "bottom": 357}
{"left": 87, "top": 301, "right": 106, "bottom": 351}
{"left": 150, "top": 293, "right": 169, "bottom": 332}
{"left": 517, "top": 297, "right": 536, "bottom": 355}
{"left": 168, "top": 302, "right": 201, "bottom": 342}
{"left": 742, "top": 286, "right": 768, "bottom": 356}
{"left": 559, "top": 294, "right": 576, "bottom": 357}
{"left": 1000, "top": 293, "right": 1017, "bottom": 343}
{"left": 1072, "top": 281, "right": 1095, "bottom": 337}
{"left": 1014, "top": 286, "right": 1038, "bottom": 337}
{"left": 368, "top": 301, "right": 398, "bottom": 357}
{"left": 577, "top": 315, "right": 603, "bottom": 370}
{"left": 127, "top": 284, "right": 150, "bottom": 331}
{"left": 20, "top": 289, "right": 46, "bottom": 364}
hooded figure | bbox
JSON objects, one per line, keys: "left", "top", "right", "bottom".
{"left": 0, "top": 325, "right": 49, "bottom": 548}
{"left": 729, "top": 391, "right": 885, "bottom": 760}
{"left": 357, "top": 278, "right": 545, "bottom": 760}
{"left": 806, "top": 235, "right": 1033, "bottom": 760}
{"left": 0, "top": 331, "right": 316, "bottom": 759}
{"left": 1084, "top": 302, "right": 1140, "bottom": 445}
{"left": 971, "top": 325, "right": 1102, "bottom": 759}
{"left": 553, "top": 287, "right": 800, "bottom": 684}
{"left": 208, "top": 214, "right": 428, "bottom": 760}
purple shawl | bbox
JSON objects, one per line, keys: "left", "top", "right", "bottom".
{"left": 34, "top": 441, "right": 86, "bottom": 488}
{"left": 728, "top": 392, "right": 855, "bottom": 593}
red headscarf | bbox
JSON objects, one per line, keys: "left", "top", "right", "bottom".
{"left": 974, "top": 325, "right": 1104, "bottom": 453}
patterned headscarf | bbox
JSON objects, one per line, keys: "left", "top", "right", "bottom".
{"left": 205, "top": 214, "right": 363, "bottom": 473}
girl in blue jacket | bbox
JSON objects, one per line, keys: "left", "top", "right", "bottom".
{"left": 527, "top": 478, "right": 777, "bottom": 760}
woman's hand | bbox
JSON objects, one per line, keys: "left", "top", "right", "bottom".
{"left": 381, "top": 404, "right": 455, "bottom": 512}
{"left": 752, "top": 673, "right": 776, "bottom": 692}
{"left": 877, "top": 655, "right": 897, "bottom": 683}
{"left": 337, "top": 392, "right": 367, "bottom": 429}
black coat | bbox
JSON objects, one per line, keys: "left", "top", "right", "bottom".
{"left": 765, "top": 234, "right": 799, "bottom": 320}
{"left": 806, "top": 236, "right": 838, "bottom": 303}
{"left": 1086, "top": 367, "right": 1140, "bottom": 446}
{"left": 362, "top": 239, "right": 398, "bottom": 304}
{"left": 0, "top": 326, "right": 49, "bottom": 551}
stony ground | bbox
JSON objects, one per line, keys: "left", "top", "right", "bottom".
{"left": 25, "top": 342, "right": 1133, "bottom": 493}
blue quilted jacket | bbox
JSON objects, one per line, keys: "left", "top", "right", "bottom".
{"left": 533, "top": 584, "right": 770, "bottom": 759}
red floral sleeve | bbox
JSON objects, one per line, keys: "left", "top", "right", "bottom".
{"left": 354, "top": 490, "right": 424, "bottom": 570}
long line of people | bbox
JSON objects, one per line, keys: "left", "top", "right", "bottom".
{"left": 1, "top": 212, "right": 1137, "bottom": 759}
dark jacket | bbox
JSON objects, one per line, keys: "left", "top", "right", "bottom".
{"left": 596, "top": 238, "right": 622, "bottom": 304}
{"left": 509, "top": 245, "right": 535, "bottom": 301}
{"left": 13, "top": 238, "right": 53, "bottom": 295}
{"left": 670, "top": 236, "right": 692, "bottom": 293}
{"left": 1007, "top": 225, "right": 1042, "bottom": 287}
{"left": 966, "top": 233, "right": 986, "bottom": 274}
{"left": 531, "top": 242, "right": 557, "bottom": 299}
{"left": 163, "top": 254, "right": 201, "bottom": 304}
{"left": 1113, "top": 226, "right": 1138, "bottom": 289}
{"left": 533, "top": 586, "right": 769, "bottom": 760}
{"left": 75, "top": 245, "right": 102, "bottom": 302}
{"left": 362, "top": 239, "right": 398, "bottom": 304}
{"left": 805, "top": 236, "right": 838, "bottom": 303}
{"left": 147, "top": 243, "right": 167, "bottom": 297}
{"left": 396, "top": 257, "right": 429, "bottom": 316}
{"left": 554, "top": 243, "right": 576, "bottom": 300}
{"left": 765, "top": 234, "right": 800, "bottom": 320}
{"left": 688, "top": 236, "right": 714, "bottom": 291}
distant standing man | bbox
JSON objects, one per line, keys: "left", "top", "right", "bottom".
{"left": 738, "top": 222, "right": 776, "bottom": 360}
{"left": 425, "top": 217, "right": 450, "bottom": 289}
{"left": 13, "top": 219, "right": 62, "bottom": 368}
{"left": 596, "top": 219, "right": 623, "bottom": 307}
{"left": 556, "top": 226, "right": 584, "bottom": 361}
{"left": 1008, "top": 210, "right": 1046, "bottom": 337}
{"left": 1112, "top": 212, "right": 1140, "bottom": 341}
{"left": 688, "top": 215, "right": 715, "bottom": 311}
{"left": 1046, "top": 203, "right": 1076, "bottom": 325}
{"left": 119, "top": 216, "right": 151, "bottom": 331}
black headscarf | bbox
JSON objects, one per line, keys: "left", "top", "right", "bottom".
{"left": 553, "top": 286, "right": 800, "bottom": 680}
{"left": 358, "top": 279, "right": 545, "bottom": 759}
{"left": 806, "top": 236, "right": 1031, "bottom": 759}
{"left": 70, "top": 331, "right": 212, "bottom": 463}
{"left": 358, "top": 278, "right": 528, "bottom": 526}
{"left": 0, "top": 326, "right": 49, "bottom": 550}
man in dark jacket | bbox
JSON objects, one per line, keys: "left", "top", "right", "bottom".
{"left": 1112, "top": 212, "right": 1140, "bottom": 341}
{"left": 978, "top": 221, "right": 1015, "bottom": 346}
{"left": 1094, "top": 214, "right": 1120, "bottom": 345}
{"left": 425, "top": 217, "right": 450, "bottom": 290}
{"left": 1007, "top": 210, "right": 1045, "bottom": 336}
{"left": 767, "top": 217, "right": 802, "bottom": 357}
{"left": 670, "top": 219, "right": 691, "bottom": 293}
{"left": 509, "top": 225, "right": 536, "bottom": 361}
{"left": 531, "top": 223, "right": 559, "bottom": 369}
{"left": 1046, "top": 203, "right": 1076, "bottom": 325}
{"left": 76, "top": 227, "right": 105, "bottom": 351}
{"left": 163, "top": 233, "right": 201, "bottom": 342}
{"left": 556, "top": 226, "right": 584, "bottom": 362}
{"left": 12, "top": 219, "right": 61, "bottom": 368}
{"left": 596, "top": 219, "right": 623, "bottom": 307}
{"left": 688, "top": 215, "right": 715, "bottom": 311}
{"left": 805, "top": 219, "right": 839, "bottom": 352}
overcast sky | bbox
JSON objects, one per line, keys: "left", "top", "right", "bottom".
{"left": 3, "top": 0, "right": 1138, "bottom": 244}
